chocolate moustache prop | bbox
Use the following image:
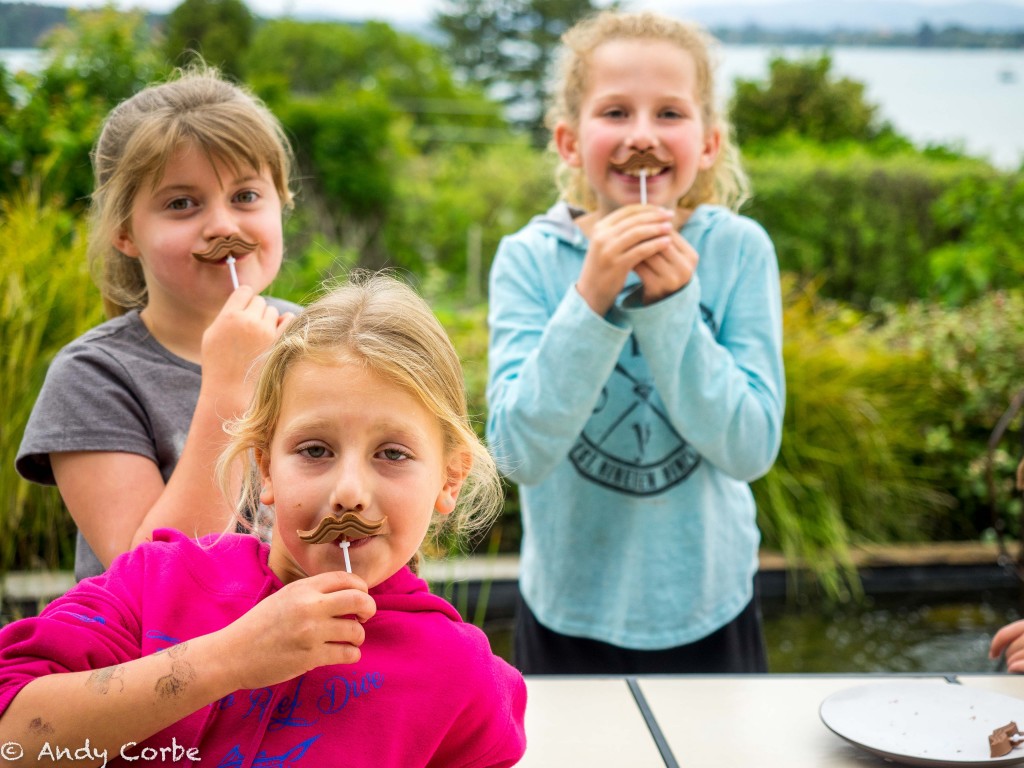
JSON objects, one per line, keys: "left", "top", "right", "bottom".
{"left": 297, "top": 513, "right": 390, "bottom": 574}
{"left": 297, "top": 512, "right": 390, "bottom": 544}
{"left": 610, "top": 150, "right": 672, "bottom": 204}
{"left": 610, "top": 149, "right": 672, "bottom": 175}
{"left": 192, "top": 235, "right": 258, "bottom": 289}
{"left": 192, "top": 235, "right": 258, "bottom": 263}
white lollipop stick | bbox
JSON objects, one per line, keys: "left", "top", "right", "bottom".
{"left": 226, "top": 255, "right": 240, "bottom": 289}
{"left": 339, "top": 539, "right": 352, "bottom": 573}
{"left": 640, "top": 169, "right": 647, "bottom": 205}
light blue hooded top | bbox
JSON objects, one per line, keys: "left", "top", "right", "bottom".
{"left": 486, "top": 201, "right": 785, "bottom": 649}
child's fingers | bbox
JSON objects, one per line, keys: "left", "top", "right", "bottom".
{"left": 221, "top": 284, "right": 257, "bottom": 310}
{"left": 1006, "top": 647, "right": 1024, "bottom": 673}
{"left": 593, "top": 211, "right": 672, "bottom": 248}
{"left": 307, "top": 571, "right": 378, "bottom": 624}
{"left": 599, "top": 203, "right": 673, "bottom": 228}
{"left": 276, "top": 312, "right": 296, "bottom": 333}
{"left": 632, "top": 230, "right": 700, "bottom": 304}
{"left": 216, "top": 292, "right": 285, "bottom": 342}
{"left": 578, "top": 207, "right": 676, "bottom": 313}
{"left": 623, "top": 235, "right": 673, "bottom": 266}
{"left": 990, "top": 619, "right": 1024, "bottom": 658}
{"left": 260, "top": 302, "right": 280, "bottom": 327}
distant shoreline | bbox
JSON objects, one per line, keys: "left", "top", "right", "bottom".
{"left": 0, "top": 1, "right": 1022, "bottom": 50}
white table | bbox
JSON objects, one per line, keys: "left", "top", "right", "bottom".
{"left": 519, "top": 676, "right": 666, "bottom": 766}
{"left": 521, "top": 674, "right": 1003, "bottom": 766}
{"left": 637, "top": 674, "right": 954, "bottom": 767}
{"left": 955, "top": 674, "right": 1024, "bottom": 699}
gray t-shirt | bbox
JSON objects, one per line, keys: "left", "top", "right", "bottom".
{"left": 16, "top": 298, "right": 300, "bottom": 581}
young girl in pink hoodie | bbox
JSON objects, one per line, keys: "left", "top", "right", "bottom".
{"left": 0, "top": 273, "right": 526, "bottom": 768}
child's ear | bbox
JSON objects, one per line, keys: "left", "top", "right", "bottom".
{"left": 112, "top": 227, "right": 141, "bottom": 258}
{"left": 554, "top": 120, "right": 583, "bottom": 168}
{"left": 435, "top": 450, "right": 472, "bottom": 516}
{"left": 257, "top": 449, "right": 274, "bottom": 506}
{"left": 699, "top": 126, "right": 722, "bottom": 171}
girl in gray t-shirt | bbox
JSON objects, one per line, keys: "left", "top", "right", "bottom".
{"left": 17, "top": 65, "right": 301, "bottom": 580}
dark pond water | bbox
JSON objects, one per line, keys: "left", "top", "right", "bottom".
{"left": 482, "top": 587, "right": 1024, "bottom": 674}
{"left": 761, "top": 588, "right": 1022, "bottom": 674}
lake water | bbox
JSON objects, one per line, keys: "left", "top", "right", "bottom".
{"left": 718, "top": 44, "right": 1024, "bottom": 169}
{"left": 3, "top": 44, "right": 1024, "bottom": 168}
{"left": 0, "top": 47, "right": 42, "bottom": 73}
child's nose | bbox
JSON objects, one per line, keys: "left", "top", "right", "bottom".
{"left": 329, "top": 462, "right": 370, "bottom": 514}
{"left": 202, "top": 201, "right": 241, "bottom": 239}
{"left": 627, "top": 115, "right": 657, "bottom": 150}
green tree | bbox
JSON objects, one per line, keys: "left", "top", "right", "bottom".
{"left": 273, "top": 89, "right": 408, "bottom": 270}
{"left": 0, "top": 5, "right": 164, "bottom": 206}
{"left": 245, "top": 19, "right": 506, "bottom": 147}
{"left": 163, "top": 0, "right": 253, "bottom": 79}
{"left": 243, "top": 19, "right": 514, "bottom": 270}
{"left": 434, "top": 0, "right": 602, "bottom": 143}
{"left": 730, "top": 53, "right": 894, "bottom": 147}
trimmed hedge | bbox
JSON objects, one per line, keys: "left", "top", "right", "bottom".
{"left": 743, "top": 144, "right": 1004, "bottom": 306}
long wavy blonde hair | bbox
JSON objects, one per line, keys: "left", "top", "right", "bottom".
{"left": 217, "top": 272, "right": 504, "bottom": 567}
{"left": 547, "top": 10, "right": 750, "bottom": 212}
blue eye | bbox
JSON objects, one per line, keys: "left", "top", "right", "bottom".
{"left": 167, "top": 197, "right": 194, "bottom": 211}
{"left": 381, "top": 448, "right": 409, "bottom": 461}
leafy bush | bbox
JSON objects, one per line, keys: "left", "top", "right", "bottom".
{"left": 245, "top": 19, "right": 505, "bottom": 141}
{"left": 928, "top": 173, "right": 1024, "bottom": 305}
{"left": 272, "top": 89, "right": 410, "bottom": 270}
{"left": 743, "top": 144, "right": 1000, "bottom": 306}
{"left": 731, "top": 53, "right": 893, "bottom": 146}
{"left": 163, "top": 0, "right": 253, "bottom": 79}
{"left": 871, "top": 290, "right": 1024, "bottom": 541}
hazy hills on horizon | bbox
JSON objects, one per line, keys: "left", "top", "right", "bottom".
{"left": 2, "top": 0, "right": 1023, "bottom": 50}
{"left": 676, "top": 1, "right": 1024, "bottom": 32}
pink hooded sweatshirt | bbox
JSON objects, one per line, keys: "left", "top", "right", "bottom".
{"left": 0, "top": 530, "right": 526, "bottom": 767}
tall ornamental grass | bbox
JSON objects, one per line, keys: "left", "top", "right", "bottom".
{"left": 1, "top": 189, "right": 102, "bottom": 572}
{"left": 752, "top": 277, "right": 955, "bottom": 600}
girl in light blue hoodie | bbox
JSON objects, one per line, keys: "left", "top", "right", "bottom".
{"left": 486, "top": 10, "right": 785, "bottom": 674}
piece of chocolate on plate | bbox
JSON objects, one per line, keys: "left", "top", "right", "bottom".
{"left": 989, "top": 721, "right": 1021, "bottom": 758}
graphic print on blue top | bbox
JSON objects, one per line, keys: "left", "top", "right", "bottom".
{"left": 570, "top": 304, "right": 717, "bottom": 496}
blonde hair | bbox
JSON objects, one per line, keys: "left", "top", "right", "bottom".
{"left": 217, "top": 271, "right": 504, "bottom": 569}
{"left": 547, "top": 10, "right": 749, "bottom": 212}
{"left": 88, "top": 64, "right": 295, "bottom": 318}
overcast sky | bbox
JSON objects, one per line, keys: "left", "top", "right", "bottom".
{"left": 44, "top": 0, "right": 1024, "bottom": 27}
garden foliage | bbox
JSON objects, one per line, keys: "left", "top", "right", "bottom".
{"left": 744, "top": 145, "right": 1002, "bottom": 307}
